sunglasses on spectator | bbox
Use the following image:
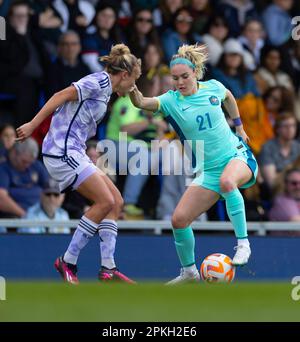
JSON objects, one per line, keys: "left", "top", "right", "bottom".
{"left": 44, "top": 193, "right": 60, "bottom": 197}
{"left": 268, "top": 95, "right": 281, "bottom": 103}
{"left": 136, "top": 17, "right": 153, "bottom": 23}
{"left": 287, "top": 180, "right": 300, "bottom": 186}
{"left": 176, "top": 15, "right": 193, "bottom": 23}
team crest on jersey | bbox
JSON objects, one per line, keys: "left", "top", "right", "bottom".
{"left": 209, "top": 96, "right": 219, "bottom": 106}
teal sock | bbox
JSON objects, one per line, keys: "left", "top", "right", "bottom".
{"left": 172, "top": 226, "right": 195, "bottom": 267}
{"left": 222, "top": 189, "right": 248, "bottom": 239}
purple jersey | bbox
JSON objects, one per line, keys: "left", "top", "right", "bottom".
{"left": 42, "top": 71, "right": 112, "bottom": 157}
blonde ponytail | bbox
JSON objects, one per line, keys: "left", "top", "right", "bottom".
{"left": 172, "top": 44, "right": 208, "bottom": 79}
{"left": 100, "top": 44, "right": 141, "bottom": 76}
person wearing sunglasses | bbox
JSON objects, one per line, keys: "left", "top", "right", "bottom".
{"left": 19, "top": 179, "right": 70, "bottom": 234}
{"left": 162, "top": 7, "right": 201, "bottom": 62}
{"left": 127, "top": 8, "right": 161, "bottom": 59}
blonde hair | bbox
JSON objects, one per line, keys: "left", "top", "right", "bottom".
{"left": 100, "top": 44, "right": 141, "bottom": 77}
{"left": 171, "top": 44, "right": 208, "bottom": 79}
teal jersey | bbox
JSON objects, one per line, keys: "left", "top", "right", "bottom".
{"left": 156, "top": 79, "right": 240, "bottom": 172}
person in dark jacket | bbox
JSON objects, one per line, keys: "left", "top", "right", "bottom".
{"left": 0, "top": 1, "right": 50, "bottom": 126}
{"left": 46, "top": 30, "right": 91, "bottom": 98}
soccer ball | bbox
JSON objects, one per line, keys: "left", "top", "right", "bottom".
{"left": 200, "top": 253, "right": 235, "bottom": 283}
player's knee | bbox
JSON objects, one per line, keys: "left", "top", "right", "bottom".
{"left": 220, "top": 176, "right": 235, "bottom": 193}
{"left": 95, "top": 195, "right": 115, "bottom": 213}
{"left": 172, "top": 212, "right": 189, "bottom": 229}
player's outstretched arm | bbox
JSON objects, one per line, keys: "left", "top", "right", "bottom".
{"left": 16, "top": 86, "right": 78, "bottom": 142}
{"left": 129, "top": 85, "right": 159, "bottom": 112}
{"left": 223, "top": 90, "right": 250, "bottom": 143}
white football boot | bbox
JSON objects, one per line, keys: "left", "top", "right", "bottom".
{"left": 166, "top": 267, "right": 200, "bottom": 285}
{"left": 232, "top": 244, "right": 251, "bottom": 266}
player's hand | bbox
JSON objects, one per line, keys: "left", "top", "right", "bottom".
{"left": 129, "top": 85, "right": 142, "bottom": 107}
{"left": 15, "top": 122, "right": 35, "bottom": 142}
{"left": 236, "top": 126, "right": 250, "bottom": 143}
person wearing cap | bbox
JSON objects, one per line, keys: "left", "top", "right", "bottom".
{"left": 130, "top": 43, "right": 258, "bottom": 284}
{"left": 19, "top": 179, "right": 70, "bottom": 234}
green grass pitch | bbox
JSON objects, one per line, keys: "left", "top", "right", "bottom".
{"left": 0, "top": 281, "right": 299, "bottom": 322}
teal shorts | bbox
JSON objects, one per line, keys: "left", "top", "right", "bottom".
{"left": 192, "top": 137, "right": 258, "bottom": 195}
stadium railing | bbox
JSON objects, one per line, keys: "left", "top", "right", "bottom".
{"left": 0, "top": 219, "right": 298, "bottom": 236}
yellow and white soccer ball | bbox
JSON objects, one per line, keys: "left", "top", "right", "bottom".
{"left": 200, "top": 253, "right": 235, "bottom": 283}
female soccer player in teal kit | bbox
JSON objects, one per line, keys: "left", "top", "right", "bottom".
{"left": 130, "top": 44, "right": 257, "bottom": 284}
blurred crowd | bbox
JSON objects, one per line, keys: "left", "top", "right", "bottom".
{"left": 1, "top": 0, "right": 300, "bottom": 232}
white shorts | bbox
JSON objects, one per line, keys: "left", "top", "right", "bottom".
{"left": 43, "top": 152, "right": 97, "bottom": 193}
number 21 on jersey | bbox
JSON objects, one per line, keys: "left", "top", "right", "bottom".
{"left": 196, "top": 113, "right": 212, "bottom": 131}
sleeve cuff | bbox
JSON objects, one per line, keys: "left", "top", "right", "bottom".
{"left": 72, "top": 83, "right": 83, "bottom": 102}
{"left": 153, "top": 97, "right": 161, "bottom": 116}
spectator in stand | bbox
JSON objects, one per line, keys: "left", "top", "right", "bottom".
{"left": 0, "top": 0, "right": 50, "bottom": 126}
{"left": 46, "top": 30, "right": 90, "bottom": 98}
{"left": 82, "top": 2, "right": 122, "bottom": 73}
{"left": 152, "top": 0, "right": 184, "bottom": 32}
{"left": 217, "top": 0, "right": 258, "bottom": 37}
{"left": 262, "top": 0, "right": 293, "bottom": 47}
{"left": 0, "top": 124, "right": 16, "bottom": 151}
{"left": 140, "top": 43, "right": 171, "bottom": 97}
{"left": 28, "top": 0, "right": 63, "bottom": 55}
{"left": 255, "top": 46, "right": 294, "bottom": 95}
{"left": 0, "top": 124, "right": 16, "bottom": 164}
{"left": 269, "top": 168, "right": 300, "bottom": 227}
{"left": 263, "top": 86, "right": 295, "bottom": 127}
{"left": 259, "top": 113, "right": 300, "bottom": 190}
{"left": 52, "top": 0, "right": 95, "bottom": 37}
{"left": 0, "top": 138, "right": 49, "bottom": 219}
{"left": 20, "top": 178, "right": 70, "bottom": 234}
{"left": 238, "top": 19, "right": 265, "bottom": 71}
{"left": 162, "top": 7, "right": 201, "bottom": 63}
{"left": 202, "top": 15, "right": 229, "bottom": 67}
{"left": 189, "top": 0, "right": 212, "bottom": 36}
{"left": 106, "top": 93, "right": 167, "bottom": 218}
{"left": 127, "top": 8, "right": 160, "bottom": 60}
{"left": 212, "top": 38, "right": 273, "bottom": 154}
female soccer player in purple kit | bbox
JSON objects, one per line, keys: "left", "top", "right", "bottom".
{"left": 16, "top": 44, "right": 141, "bottom": 284}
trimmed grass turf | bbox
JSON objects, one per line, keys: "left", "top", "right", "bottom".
{"left": 0, "top": 282, "right": 299, "bottom": 322}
